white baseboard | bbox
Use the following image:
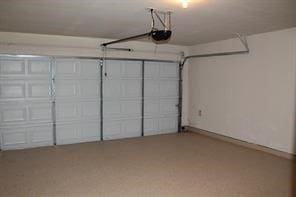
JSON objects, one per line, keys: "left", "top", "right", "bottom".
{"left": 186, "top": 126, "right": 295, "bottom": 160}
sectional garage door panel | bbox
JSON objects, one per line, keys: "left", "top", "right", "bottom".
{"left": 0, "top": 81, "right": 51, "bottom": 102}
{"left": 54, "top": 59, "right": 101, "bottom": 145}
{"left": 0, "top": 102, "right": 52, "bottom": 125}
{"left": 0, "top": 101, "right": 53, "bottom": 150}
{"left": 0, "top": 58, "right": 51, "bottom": 79}
{"left": 56, "top": 120, "right": 100, "bottom": 145}
{"left": 103, "top": 119, "right": 142, "bottom": 140}
{"left": 103, "top": 60, "right": 142, "bottom": 140}
{"left": 0, "top": 57, "right": 53, "bottom": 150}
{"left": 144, "top": 61, "right": 179, "bottom": 135}
{"left": 56, "top": 101, "right": 100, "bottom": 122}
{"left": 0, "top": 124, "right": 53, "bottom": 150}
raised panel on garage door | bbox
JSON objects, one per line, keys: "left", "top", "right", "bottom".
{"left": 0, "top": 56, "right": 53, "bottom": 150}
{"left": 144, "top": 61, "right": 179, "bottom": 136}
{"left": 103, "top": 60, "right": 142, "bottom": 140}
{"left": 54, "top": 58, "right": 101, "bottom": 145}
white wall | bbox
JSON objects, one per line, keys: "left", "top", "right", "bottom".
{"left": 0, "top": 31, "right": 189, "bottom": 126}
{"left": 188, "top": 28, "right": 296, "bottom": 154}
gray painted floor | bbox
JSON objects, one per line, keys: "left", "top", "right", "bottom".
{"left": 0, "top": 131, "right": 295, "bottom": 197}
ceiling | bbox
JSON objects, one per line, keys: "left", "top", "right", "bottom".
{"left": 0, "top": 0, "right": 295, "bottom": 46}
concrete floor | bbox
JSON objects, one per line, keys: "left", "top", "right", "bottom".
{"left": 0, "top": 131, "right": 295, "bottom": 197}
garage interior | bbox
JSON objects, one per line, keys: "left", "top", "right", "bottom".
{"left": 0, "top": 0, "right": 296, "bottom": 196}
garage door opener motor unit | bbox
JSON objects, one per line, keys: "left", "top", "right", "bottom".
{"left": 101, "top": 8, "right": 172, "bottom": 47}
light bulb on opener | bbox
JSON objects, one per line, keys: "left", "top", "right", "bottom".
{"left": 181, "top": 0, "right": 189, "bottom": 8}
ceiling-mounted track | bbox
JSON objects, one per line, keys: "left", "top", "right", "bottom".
{"left": 101, "top": 8, "right": 172, "bottom": 47}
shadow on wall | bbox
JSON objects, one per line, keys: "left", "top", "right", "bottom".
{"left": 292, "top": 120, "right": 296, "bottom": 196}
{"left": 292, "top": 50, "right": 296, "bottom": 197}
{"left": 292, "top": 70, "right": 296, "bottom": 196}
{"left": 293, "top": 153, "right": 296, "bottom": 197}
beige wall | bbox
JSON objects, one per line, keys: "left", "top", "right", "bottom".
{"left": 187, "top": 28, "right": 296, "bottom": 154}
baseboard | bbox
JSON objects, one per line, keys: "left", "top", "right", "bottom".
{"left": 185, "top": 126, "right": 295, "bottom": 160}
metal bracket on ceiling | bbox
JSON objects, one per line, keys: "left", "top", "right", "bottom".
{"left": 181, "top": 33, "right": 250, "bottom": 66}
{"left": 104, "top": 47, "right": 134, "bottom": 52}
{"left": 146, "top": 8, "right": 172, "bottom": 31}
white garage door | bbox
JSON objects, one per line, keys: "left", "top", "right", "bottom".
{"left": 103, "top": 60, "right": 142, "bottom": 140}
{"left": 0, "top": 56, "right": 54, "bottom": 150}
{"left": 144, "top": 61, "right": 179, "bottom": 136}
{"left": 0, "top": 56, "right": 180, "bottom": 150}
{"left": 54, "top": 58, "right": 101, "bottom": 145}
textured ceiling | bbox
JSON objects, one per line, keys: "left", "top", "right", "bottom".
{"left": 0, "top": 0, "right": 295, "bottom": 45}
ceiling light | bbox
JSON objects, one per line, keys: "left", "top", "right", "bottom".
{"left": 180, "top": 0, "right": 189, "bottom": 8}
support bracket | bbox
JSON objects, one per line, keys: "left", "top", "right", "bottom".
{"left": 181, "top": 34, "right": 250, "bottom": 66}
